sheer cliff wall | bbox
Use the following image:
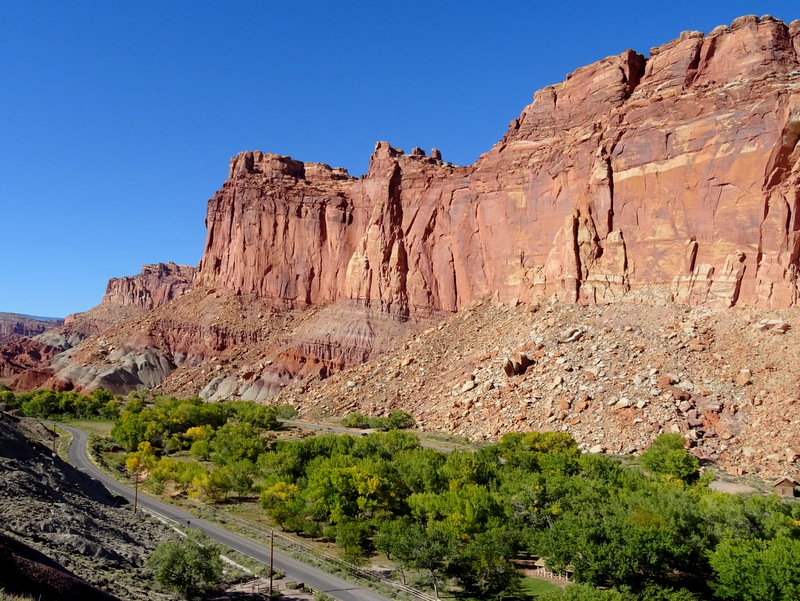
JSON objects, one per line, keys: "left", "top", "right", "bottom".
{"left": 198, "top": 16, "right": 800, "bottom": 313}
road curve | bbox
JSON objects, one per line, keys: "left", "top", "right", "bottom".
{"left": 59, "top": 424, "right": 392, "bottom": 601}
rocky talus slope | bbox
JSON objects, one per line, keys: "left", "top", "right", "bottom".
{"left": 0, "top": 411, "right": 173, "bottom": 600}
{"left": 275, "top": 300, "right": 800, "bottom": 479}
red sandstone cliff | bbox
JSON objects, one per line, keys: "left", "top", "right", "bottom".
{"left": 198, "top": 15, "right": 800, "bottom": 313}
{"left": 6, "top": 16, "right": 800, "bottom": 478}
{"left": 102, "top": 263, "right": 196, "bottom": 311}
{"left": 10, "top": 15, "right": 800, "bottom": 403}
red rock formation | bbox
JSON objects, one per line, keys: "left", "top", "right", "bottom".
{"left": 12, "top": 16, "right": 800, "bottom": 404}
{"left": 198, "top": 16, "right": 800, "bottom": 312}
{"left": 2, "top": 264, "right": 197, "bottom": 388}
{"left": 0, "top": 339, "right": 62, "bottom": 378}
{"left": 103, "top": 263, "right": 196, "bottom": 310}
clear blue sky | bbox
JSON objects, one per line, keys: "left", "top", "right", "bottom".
{"left": 2, "top": 1, "right": 796, "bottom": 318}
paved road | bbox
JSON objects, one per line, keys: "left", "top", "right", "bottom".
{"left": 59, "top": 424, "right": 392, "bottom": 601}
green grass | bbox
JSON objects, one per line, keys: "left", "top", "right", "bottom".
{"left": 518, "top": 577, "right": 561, "bottom": 597}
{"left": 59, "top": 418, "right": 115, "bottom": 437}
{"left": 414, "top": 430, "right": 483, "bottom": 452}
{"left": 53, "top": 426, "right": 73, "bottom": 461}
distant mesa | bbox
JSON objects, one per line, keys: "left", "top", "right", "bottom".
{"left": 0, "top": 313, "right": 65, "bottom": 346}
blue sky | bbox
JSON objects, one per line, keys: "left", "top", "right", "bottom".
{"left": 1, "top": 1, "right": 797, "bottom": 318}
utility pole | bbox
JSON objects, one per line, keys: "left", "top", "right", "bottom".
{"left": 133, "top": 469, "right": 140, "bottom": 513}
{"left": 269, "top": 529, "right": 275, "bottom": 596}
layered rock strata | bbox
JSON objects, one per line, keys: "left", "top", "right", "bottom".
{"left": 1, "top": 264, "right": 197, "bottom": 389}
{"left": 199, "top": 16, "right": 800, "bottom": 312}
{"left": 102, "top": 262, "right": 196, "bottom": 310}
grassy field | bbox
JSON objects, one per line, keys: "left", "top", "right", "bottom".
{"left": 58, "top": 419, "right": 115, "bottom": 437}
{"left": 414, "top": 430, "right": 483, "bottom": 452}
{"left": 518, "top": 576, "right": 562, "bottom": 597}
{"left": 53, "top": 426, "right": 73, "bottom": 461}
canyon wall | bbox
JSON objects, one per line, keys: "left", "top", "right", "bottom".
{"left": 198, "top": 16, "right": 800, "bottom": 313}
{"left": 8, "top": 16, "right": 800, "bottom": 403}
{"left": 0, "top": 264, "right": 197, "bottom": 388}
{"left": 102, "top": 263, "right": 197, "bottom": 311}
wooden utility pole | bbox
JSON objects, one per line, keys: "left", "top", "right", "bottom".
{"left": 269, "top": 529, "right": 275, "bottom": 596}
{"left": 133, "top": 469, "right": 140, "bottom": 513}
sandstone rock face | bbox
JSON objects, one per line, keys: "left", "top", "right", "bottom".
{"left": 199, "top": 17, "right": 800, "bottom": 312}
{"left": 102, "top": 263, "right": 196, "bottom": 310}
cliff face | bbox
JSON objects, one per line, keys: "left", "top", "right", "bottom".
{"left": 198, "top": 16, "right": 800, "bottom": 312}
{"left": 102, "top": 263, "right": 197, "bottom": 310}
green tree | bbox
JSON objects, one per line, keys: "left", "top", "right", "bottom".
{"left": 341, "top": 412, "right": 370, "bottom": 429}
{"left": 209, "top": 422, "right": 267, "bottom": 465}
{"left": 387, "top": 409, "right": 416, "bottom": 429}
{"left": 100, "top": 399, "right": 121, "bottom": 420}
{"left": 402, "top": 521, "right": 458, "bottom": 599}
{"left": 449, "top": 527, "right": 521, "bottom": 599}
{"left": 20, "top": 389, "right": 59, "bottom": 418}
{"left": 90, "top": 388, "right": 114, "bottom": 403}
{"left": 226, "top": 401, "right": 279, "bottom": 430}
{"left": 192, "top": 466, "right": 232, "bottom": 502}
{"left": 260, "top": 481, "right": 302, "bottom": 529}
{"left": 640, "top": 433, "right": 700, "bottom": 484}
{"left": 535, "top": 481, "right": 708, "bottom": 589}
{"left": 228, "top": 459, "right": 256, "bottom": 498}
{"left": 150, "top": 456, "right": 179, "bottom": 495}
{"left": 375, "top": 516, "right": 415, "bottom": 562}
{"left": 147, "top": 531, "right": 223, "bottom": 599}
{"left": 175, "top": 461, "right": 206, "bottom": 494}
{"left": 329, "top": 518, "right": 372, "bottom": 564}
{"left": 190, "top": 439, "right": 212, "bottom": 461}
{"left": 0, "top": 390, "right": 18, "bottom": 409}
{"left": 710, "top": 536, "right": 800, "bottom": 601}
{"left": 112, "top": 410, "right": 147, "bottom": 451}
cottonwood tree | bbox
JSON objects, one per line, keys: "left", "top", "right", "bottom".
{"left": 147, "top": 531, "right": 223, "bottom": 600}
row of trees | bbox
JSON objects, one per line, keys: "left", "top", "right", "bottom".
{"left": 111, "top": 395, "right": 296, "bottom": 453}
{"left": 0, "top": 388, "right": 120, "bottom": 420}
{"left": 17, "top": 388, "right": 786, "bottom": 601}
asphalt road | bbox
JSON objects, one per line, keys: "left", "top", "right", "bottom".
{"left": 59, "top": 424, "right": 392, "bottom": 601}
